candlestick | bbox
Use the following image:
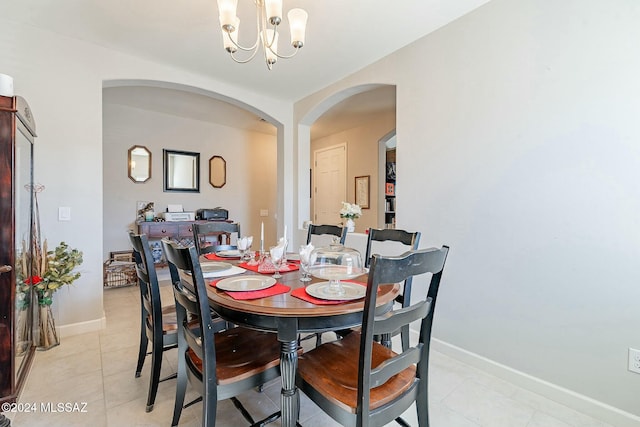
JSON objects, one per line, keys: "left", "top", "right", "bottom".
{"left": 260, "top": 221, "right": 264, "bottom": 252}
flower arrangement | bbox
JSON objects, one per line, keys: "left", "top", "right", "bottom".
{"left": 34, "top": 241, "right": 83, "bottom": 306}
{"left": 17, "top": 240, "right": 83, "bottom": 349}
{"left": 339, "top": 202, "right": 362, "bottom": 219}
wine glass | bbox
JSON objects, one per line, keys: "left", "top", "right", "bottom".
{"left": 298, "top": 245, "right": 313, "bottom": 282}
{"left": 237, "top": 238, "right": 248, "bottom": 260}
{"left": 269, "top": 245, "right": 285, "bottom": 279}
{"left": 238, "top": 236, "right": 253, "bottom": 261}
{"left": 246, "top": 250, "right": 258, "bottom": 266}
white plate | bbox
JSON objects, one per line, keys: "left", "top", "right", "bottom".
{"left": 286, "top": 253, "right": 300, "bottom": 261}
{"left": 305, "top": 281, "right": 366, "bottom": 301}
{"left": 216, "top": 249, "right": 241, "bottom": 258}
{"left": 201, "top": 261, "right": 232, "bottom": 273}
{"left": 201, "top": 265, "right": 246, "bottom": 279}
{"left": 216, "top": 275, "right": 276, "bottom": 292}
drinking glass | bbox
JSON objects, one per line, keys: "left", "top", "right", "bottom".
{"left": 246, "top": 250, "right": 258, "bottom": 266}
{"left": 269, "top": 246, "right": 284, "bottom": 279}
{"left": 298, "top": 245, "right": 312, "bottom": 282}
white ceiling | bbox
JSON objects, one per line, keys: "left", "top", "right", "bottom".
{"left": 9, "top": 0, "right": 490, "bottom": 135}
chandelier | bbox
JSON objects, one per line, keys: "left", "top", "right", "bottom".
{"left": 216, "top": 0, "right": 308, "bottom": 70}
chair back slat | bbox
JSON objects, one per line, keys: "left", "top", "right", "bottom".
{"left": 372, "top": 299, "right": 430, "bottom": 336}
{"left": 369, "top": 346, "right": 422, "bottom": 388}
{"left": 306, "top": 224, "right": 347, "bottom": 246}
{"left": 364, "top": 228, "right": 421, "bottom": 268}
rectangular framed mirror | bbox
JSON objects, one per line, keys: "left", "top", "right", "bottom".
{"left": 163, "top": 149, "right": 200, "bottom": 192}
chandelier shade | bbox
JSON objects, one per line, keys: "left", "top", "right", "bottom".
{"left": 216, "top": 0, "right": 308, "bottom": 70}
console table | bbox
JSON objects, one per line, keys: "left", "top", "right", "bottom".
{"left": 137, "top": 220, "right": 232, "bottom": 264}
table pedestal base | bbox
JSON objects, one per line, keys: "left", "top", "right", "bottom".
{"left": 280, "top": 339, "right": 299, "bottom": 427}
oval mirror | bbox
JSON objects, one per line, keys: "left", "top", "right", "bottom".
{"left": 128, "top": 145, "right": 151, "bottom": 183}
{"left": 209, "top": 155, "right": 226, "bottom": 188}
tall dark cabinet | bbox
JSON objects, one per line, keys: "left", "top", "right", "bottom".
{"left": 0, "top": 95, "right": 36, "bottom": 419}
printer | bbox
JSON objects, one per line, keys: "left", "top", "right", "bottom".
{"left": 196, "top": 208, "right": 229, "bottom": 221}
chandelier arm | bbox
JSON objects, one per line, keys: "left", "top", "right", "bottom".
{"left": 227, "top": 32, "right": 260, "bottom": 52}
{"left": 229, "top": 48, "right": 261, "bottom": 64}
{"left": 267, "top": 45, "right": 301, "bottom": 59}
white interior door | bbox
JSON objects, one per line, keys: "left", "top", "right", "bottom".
{"left": 313, "top": 143, "right": 347, "bottom": 225}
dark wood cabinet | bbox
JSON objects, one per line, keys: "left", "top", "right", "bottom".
{"left": 0, "top": 95, "right": 37, "bottom": 415}
{"left": 137, "top": 220, "right": 232, "bottom": 265}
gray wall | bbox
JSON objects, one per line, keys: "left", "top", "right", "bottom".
{"left": 295, "top": 0, "right": 640, "bottom": 419}
{"left": 103, "top": 100, "right": 278, "bottom": 260}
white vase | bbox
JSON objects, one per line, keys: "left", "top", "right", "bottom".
{"left": 345, "top": 218, "right": 355, "bottom": 232}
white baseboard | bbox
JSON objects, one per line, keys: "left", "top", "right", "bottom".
{"left": 431, "top": 338, "right": 640, "bottom": 427}
{"left": 57, "top": 315, "right": 106, "bottom": 338}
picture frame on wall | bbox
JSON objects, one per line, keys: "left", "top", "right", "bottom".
{"left": 355, "top": 175, "right": 370, "bottom": 209}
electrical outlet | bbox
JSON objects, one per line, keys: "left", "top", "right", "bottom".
{"left": 628, "top": 348, "right": 640, "bottom": 374}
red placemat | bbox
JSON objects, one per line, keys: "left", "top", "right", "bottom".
{"left": 291, "top": 281, "right": 367, "bottom": 305}
{"left": 239, "top": 262, "right": 299, "bottom": 274}
{"left": 204, "top": 253, "right": 240, "bottom": 261}
{"left": 210, "top": 280, "right": 290, "bottom": 300}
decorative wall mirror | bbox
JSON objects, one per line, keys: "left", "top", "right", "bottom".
{"left": 209, "top": 155, "right": 226, "bottom": 188}
{"left": 128, "top": 145, "right": 151, "bottom": 183}
{"left": 163, "top": 149, "right": 200, "bottom": 192}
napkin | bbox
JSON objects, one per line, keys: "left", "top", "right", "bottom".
{"left": 237, "top": 236, "right": 253, "bottom": 251}
{"left": 270, "top": 241, "right": 286, "bottom": 260}
{"left": 299, "top": 243, "right": 315, "bottom": 265}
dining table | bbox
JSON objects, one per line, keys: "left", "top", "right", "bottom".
{"left": 186, "top": 252, "right": 400, "bottom": 427}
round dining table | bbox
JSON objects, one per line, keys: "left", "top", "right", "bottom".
{"left": 199, "top": 256, "right": 400, "bottom": 427}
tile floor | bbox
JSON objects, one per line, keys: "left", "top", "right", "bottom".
{"left": 6, "top": 280, "right": 614, "bottom": 427}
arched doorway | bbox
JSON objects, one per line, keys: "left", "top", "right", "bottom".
{"left": 297, "top": 84, "right": 397, "bottom": 234}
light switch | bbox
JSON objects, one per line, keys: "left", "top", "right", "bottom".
{"left": 58, "top": 207, "right": 71, "bottom": 221}
{"left": 260, "top": 209, "right": 269, "bottom": 217}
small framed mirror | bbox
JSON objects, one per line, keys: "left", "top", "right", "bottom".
{"left": 209, "top": 155, "right": 226, "bottom": 188}
{"left": 128, "top": 145, "right": 151, "bottom": 183}
{"left": 163, "top": 149, "right": 200, "bottom": 192}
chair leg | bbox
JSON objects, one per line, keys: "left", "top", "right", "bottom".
{"left": 202, "top": 380, "right": 218, "bottom": 427}
{"left": 416, "top": 372, "right": 430, "bottom": 427}
{"left": 135, "top": 331, "right": 148, "bottom": 378}
{"left": 145, "top": 340, "right": 163, "bottom": 412}
{"left": 171, "top": 354, "right": 188, "bottom": 427}
{"left": 315, "top": 333, "right": 322, "bottom": 347}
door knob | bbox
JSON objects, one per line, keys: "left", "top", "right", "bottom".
{"left": 0, "top": 265, "right": 12, "bottom": 274}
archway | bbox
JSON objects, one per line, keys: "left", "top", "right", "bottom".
{"left": 101, "top": 79, "right": 282, "bottom": 263}
{"left": 295, "top": 84, "right": 396, "bottom": 235}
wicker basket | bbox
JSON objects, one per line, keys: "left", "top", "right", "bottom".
{"left": 103, "top": 252, "right": 137, "bottom": 288}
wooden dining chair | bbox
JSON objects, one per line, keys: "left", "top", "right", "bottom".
{"left": 129, "top": 232, "right": 178, "bottom": 413}
{"left": 192, "top": 221, "right": 241, "bottom": 255}
{"left": 306, "top": 224, "right": 347, "bottom": 246}
{"left": 365, "top": 228, "right": 421, "bottom": 351}
{"left": 296, "top": 246, "right": 449, "bottom": 427}
{"left": 161, "top": 238, "right": 282, "bottom": 427}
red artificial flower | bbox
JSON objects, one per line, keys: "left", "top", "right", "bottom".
{"left": 24, "top": 276, "right": 43, "bottom": 285}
